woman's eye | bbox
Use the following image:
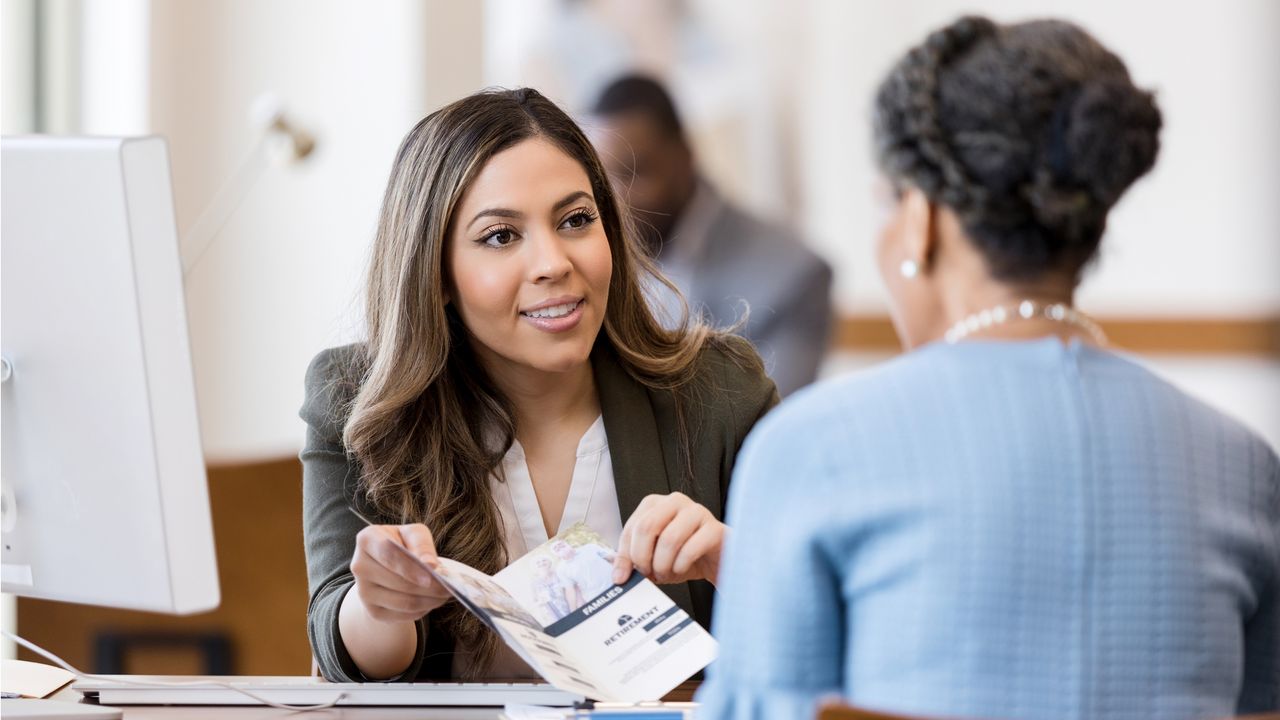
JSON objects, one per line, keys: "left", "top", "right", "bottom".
{"left": 481, "top": 228, "right": 516, "bottom": 247}
{"left": 561, "top": 210, "right": 598, "bottom": 231}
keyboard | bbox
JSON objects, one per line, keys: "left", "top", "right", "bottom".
{"left": 73, "top": 675, "right": 584, "bottom": 707}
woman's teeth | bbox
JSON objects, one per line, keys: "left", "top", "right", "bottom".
{"left": 522, "top": 301, "right": 579, "bottom": 319}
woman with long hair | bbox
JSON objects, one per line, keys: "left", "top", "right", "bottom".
{"left": 699, "top": 16, "right": 1279, "bottom": 719}
{"left": 300, "top": 88, "right": 776, "bottom": 681}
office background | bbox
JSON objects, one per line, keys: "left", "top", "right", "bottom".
{"left": 2, "top": 0, "right": 1277, "bottom": 676}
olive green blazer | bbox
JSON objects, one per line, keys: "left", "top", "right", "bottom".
{"left": 300, "top": 336, "right": 778, "bottom": 681}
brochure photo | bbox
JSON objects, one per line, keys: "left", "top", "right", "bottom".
{"left": 427, "top": 523, "right": 717, "bottom": 702}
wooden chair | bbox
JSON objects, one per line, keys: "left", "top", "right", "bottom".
{"left": 817, "top": 702, "right": 950, "bottom": 720}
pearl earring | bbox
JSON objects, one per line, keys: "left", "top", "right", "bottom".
{"left": 899, "top": 259, "right": 920, "bottom": 279}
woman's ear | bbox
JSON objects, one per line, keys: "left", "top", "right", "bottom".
{"left": 900, "top": 187, "right": 936, "bottom": 273}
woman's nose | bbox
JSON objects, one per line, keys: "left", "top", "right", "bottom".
{"left": 526, "top": 228, "right": 572, "bottom": 283}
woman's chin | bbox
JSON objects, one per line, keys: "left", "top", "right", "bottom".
{"left": 497, "top": 337, "right": 592, "bottom": 375}
{"left": 530, "top": 351, "right": 594, "bottom": 375}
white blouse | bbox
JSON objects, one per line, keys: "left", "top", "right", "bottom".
{"left": 490, "top": 414, "right": 623, "bottom": 559}
{"left": 470, "top": 415, "right": 622, "bottom": 679}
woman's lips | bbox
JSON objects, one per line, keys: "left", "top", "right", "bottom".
{"left": 519, "top": 299, "right": 585, "bottom": 333}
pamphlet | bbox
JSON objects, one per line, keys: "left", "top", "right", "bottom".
{"left": 427, "top": 523, "right": 717, "bottom": 702}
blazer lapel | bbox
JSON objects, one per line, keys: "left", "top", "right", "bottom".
{"left": 592, "top": 345, "right": 672, "bottom": 521}
{"left": 591, "top": 346, "right": 695, "bottom": 614}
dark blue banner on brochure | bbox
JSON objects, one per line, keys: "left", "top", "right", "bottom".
{"left": 544, "top": 571, "right": 644, "bottom": 637}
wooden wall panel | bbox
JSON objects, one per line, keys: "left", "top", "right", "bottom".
{"left": 835, "top": 314, "right": 1280, "bottom": 357}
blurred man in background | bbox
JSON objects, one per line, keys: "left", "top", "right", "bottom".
{"left": 589, "top": 75, "right": 834, "bottom": 396}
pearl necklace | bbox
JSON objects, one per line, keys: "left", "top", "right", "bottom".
{"left": 944, "top": 300, "right": 1107, "bottom": 345}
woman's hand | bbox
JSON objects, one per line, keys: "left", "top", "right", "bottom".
{"left": 349, "top": 523, "right": 453, "bottom": 623}
{"left": 612, "top": 492, "right": 727, "bottom": 586}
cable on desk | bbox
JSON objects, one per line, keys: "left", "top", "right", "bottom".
{"left": 1, "top": 629, "right": 345, "bottom": 711}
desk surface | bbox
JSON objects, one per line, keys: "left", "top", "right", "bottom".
{"left": 53, "top": 696, "right": 505, "bottom": 719}
{"left": 46, "top": 680, "right": 701, "bottom": 719}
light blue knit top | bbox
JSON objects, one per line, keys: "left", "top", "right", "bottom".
{"left": 698, "top": 338, "right": 1279, "bottom": 720}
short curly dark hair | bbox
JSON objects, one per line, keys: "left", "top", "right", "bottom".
{"left": 874, "top": 16, "right": 1162, "bottom": 282}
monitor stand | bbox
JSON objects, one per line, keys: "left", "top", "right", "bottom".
{"left": 0, "top": 698, "right": 121, "bottom": 719}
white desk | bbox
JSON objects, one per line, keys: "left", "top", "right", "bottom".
{"left": 41, "top": 680, "right": 699, "bottom": 719}
{"left": 41, "top": 688, "right": 505, "bottom": 719}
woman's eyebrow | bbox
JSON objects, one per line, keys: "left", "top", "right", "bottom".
{"left": 466, "top": 191, "right": 593, "bottom": 231}
{"left": 551, "top": 190, "right": 593, "bottom": 212}
{"left": 467, "top": 206, "right": 522, "bottom": 229}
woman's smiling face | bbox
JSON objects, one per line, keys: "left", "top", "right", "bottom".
{"left": 447, "top": 137, "right": 613, "bottom": 381}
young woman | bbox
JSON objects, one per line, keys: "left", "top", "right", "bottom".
{"left": 699, "top": 16, "right": 1279, "bottom": 720}
{"left": 300, "top": 88, "right": 777, "bottom": 682}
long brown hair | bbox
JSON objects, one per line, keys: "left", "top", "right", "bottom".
{"left": 342, "top": 88, "right": 752, "bottom": 675}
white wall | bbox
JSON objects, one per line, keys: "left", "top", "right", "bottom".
{"left": 484, "top": 0, "right": 806, "bottom": 223}
{"left": 487, "top": 0, "right": 1280, "bottom": 317}
{"left": 0, "top": 0, "right": 37, "bottom": 134}
{"left": 26, "top": 0, "right": 1280, "bottom": 463}
{"left": 484, "top": 0, "right": 1280, "bottom": 452}
{"left": 146, "top": 1, "right": 399, "bottom": 462}
{"left": 798, "top": 0, "right": 1280, "bottom": 317}
{"left": 134, "top": 0, "right": 484, "bottom": 463}
{"left": 68, "top": 0, "right": 486, "bottom": 462}
{"left": 799, "top": 1, "right": 1280, "bottom": 447}
{"left": 79, "top": 0, "right": 148, "bottom": 135}
{"left": 800, "top": 2, "right": 1280, "bottom": 447}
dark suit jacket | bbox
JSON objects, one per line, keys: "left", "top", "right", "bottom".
{"left": 658, "top": 182, "right": 834, "bottom": 397}
{"left": 300, "top": 336, "right": 778, "bottom": 681}
{"left": 695, "top": 202, "right": 833, "bottom": 397}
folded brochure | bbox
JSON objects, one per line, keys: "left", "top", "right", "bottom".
{"left": 425, "top": 523, "right": 717, "bottom": 702}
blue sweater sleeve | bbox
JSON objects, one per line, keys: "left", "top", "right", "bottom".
{"left": 1237, "top": 446, "right": 1280, "bottom": 713}
{"left": 696, "top": 406, "right": 845, "bottom": 719}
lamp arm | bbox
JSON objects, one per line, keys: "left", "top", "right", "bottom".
{"left": 179, "top": 139, "right": 268, "bottom": 278}
{"left": 178, "top": 93, "right": 315, "bottom": 278}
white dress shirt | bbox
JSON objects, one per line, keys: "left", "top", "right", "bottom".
{"left": 472, "top": 415, "right": 622, "bottom": 678}
{"left": 491, "top": 414, "right": 622, "bottom": 557}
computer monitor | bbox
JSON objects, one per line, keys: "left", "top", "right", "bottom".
{"left": 1, "top": 136, "right": 220, "bottom": 615}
